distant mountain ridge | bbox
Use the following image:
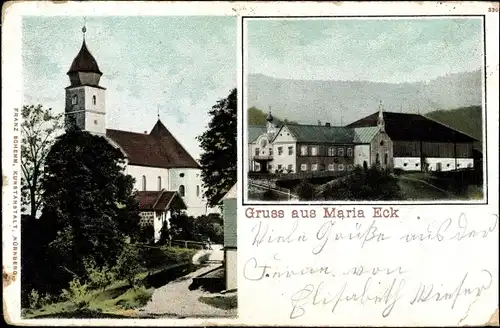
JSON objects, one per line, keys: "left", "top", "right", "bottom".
{"left": 248, "top": 70, "right": 482, "bottom": 126}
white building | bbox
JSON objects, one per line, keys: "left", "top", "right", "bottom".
{"left": 64, "top": 29, "right": 218, "bottom": 241}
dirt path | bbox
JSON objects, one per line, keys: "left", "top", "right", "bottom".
{"left": 138, "top": 250, "right": 236, "bottom": 318}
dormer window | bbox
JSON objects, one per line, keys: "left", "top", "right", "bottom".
{"left": 72, "top": 94, "right": 78, "bottom": 105}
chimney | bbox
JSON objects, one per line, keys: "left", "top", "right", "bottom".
{"left": 325, "top": 122, "right": 331, "bottom": 127}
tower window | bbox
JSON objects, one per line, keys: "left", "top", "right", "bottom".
{"left": 157, "top": 176, "right": 162, "bottom": 190}
{"left": 179, "top": 173, "right": 185, "bottom": 178}
{"left": 142, "top": 175, "right": 146, "bottom": 191}
{"left": 92, "top": 95, "right": 96, "bottom": 105}
{"left": 384, "top": 153, "right": 388, "bottom": 165}
{"left": 72, "top": 94, "right": 78, "bottom": 105}
{"left": 179, "top": 185, "right": 185, "bottom": 197}
{"left": 196, "top": 185, "right": 200, "bottom": 197}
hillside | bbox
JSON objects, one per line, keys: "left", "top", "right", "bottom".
{"left": 248, "top": 70, "right": 482, "bottom": 126}
{"left": 248, "top": 106, "right": 297, "bottom": 126}
{"left": 425, "top": 106, "right": 482, "bottom": 141}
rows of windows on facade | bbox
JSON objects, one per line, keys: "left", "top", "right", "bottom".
{"left": 63, "top": 26, "right": 215, "bottom": 218}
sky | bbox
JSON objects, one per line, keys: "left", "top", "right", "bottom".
{"left": 247, "top": 18, "right": 483, "bottom": 83}
{"left": 23, "top": 16, "right": 236, "bottom": 161}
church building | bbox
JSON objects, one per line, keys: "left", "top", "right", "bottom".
{"left": 65, "top": 27, "right": 217, "bottom": 241}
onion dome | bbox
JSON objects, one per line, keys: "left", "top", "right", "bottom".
{"left": 67, "top": 24, "right": 103, "bottom": 87}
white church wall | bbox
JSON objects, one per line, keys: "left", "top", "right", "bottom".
{"left": 127, "top": 165, "right": 170, "bottom": 192}
{"left": 354, "top": 144, "right": 371, "bottom": 167}
{"left": 169, "top": 168, "right": 212, "bottom": 217}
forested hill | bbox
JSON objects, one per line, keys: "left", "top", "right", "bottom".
{"left": 248, "top": 106, "right": 297, "bottom": 126}
{"left": 425, "top": 106, "right": 482, "bottom": 141}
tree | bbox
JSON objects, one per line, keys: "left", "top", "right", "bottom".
{"left": 21, "top": 105, "right": 63, "bottom": 218}
{"left": 40, "top": 129, "right": 140, "bottom": 282}
{"left": 197, "top": 88, "right": 237, "bottom": 207}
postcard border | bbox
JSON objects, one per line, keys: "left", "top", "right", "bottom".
{"left": 240, "top": 14, "right": 489, "bottom": 206}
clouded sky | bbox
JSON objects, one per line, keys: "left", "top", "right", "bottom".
{"left": 23, "top": 16, "right": 236, "bottom": 161}
{"left": 247, "top": 18, "right": 483, "bottom": 83}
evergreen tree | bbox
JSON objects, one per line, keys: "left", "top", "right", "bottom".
{"left": 197, "top": 88, "right": 237, "bottom": 207}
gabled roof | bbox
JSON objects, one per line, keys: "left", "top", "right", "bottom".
{"left": 248, "top": 125, "right": 267, "bottom": 143}
{"left": 283, "top": 124, "right": 355, "bottom": 143}
{"left": 67, "top": 40, "right": 102, "bottom": 75}
{"left": 221, "top": 183, "right": 237, "bottom": 201}
{"left": 353, "top": 127, "right": 380, "bottom": 144}
{"left": 137, "top": 190, "right": 187, "bottom": 211}
{"left": 106, "top": 120, "right": 199, "bottom": 169}
{"left": 348, "top": 111, "right": 476, "bottom": 142}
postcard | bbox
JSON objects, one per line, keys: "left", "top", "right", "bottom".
{"left": 2, "top": 1, "right": 499, "bottom": 326}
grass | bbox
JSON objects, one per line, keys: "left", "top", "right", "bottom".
{"left": 398, "top": 171, "right": 483, "bottom": 200}
{"left": 23, "top": 246, "right": 200, "bottom": 319}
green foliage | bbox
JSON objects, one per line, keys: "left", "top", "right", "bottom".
{"left": 21, "top": 104, "right": 63, "bottom": 217}
{"left": 27, "top": 290, "right": 48, "bottom": 310}
{"left": 197, "top": 88, "right": 237, "bottom": 207}
{"left": 136, "top": 224, "right": 155, "bottom": 245}
{"left": 168, "top": 212, "right": 224, "bottom": 244}
{"left": 425, "top": 106, "right": 482, "bottom": 141}
{"left": 60, "top": 278, "right": 90, "bottom": 310}
{"left": 158, "top": 221, "right": 171, "bottom": 245}
{"left": 113, "top": 244, "right": 144, "bottom": 287}
{"left": 322, "top": 165, "right": 404, "bottom": 200}
{"left": 83, "top": 259, "right": 116, "bottom": 291}
{"left": 295, "top": 181, "right": 316, "bottom": 200}
{"left": 138, "top": 245, "right": 197, "bottom": 270}
{"left": 247, "top": 106, "right": 297, "bottom": 125}
{"left": 35, "top": 129, "right": 140, "bottom": 294}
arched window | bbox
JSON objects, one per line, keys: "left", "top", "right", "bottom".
{"left": 179, "top": 185, "right": 185, "bottom": 197}
{"left": 72, "top": 94, "right": 78, "bottom": 105}
{"left": 157, "top": 176, "right": 162, "bottom": 190}
{"left": 196, "top": 185, "right": 200, "bottom": 197}
{"left": 376, "top": 153, "right": 380, "bottom": 164}
{"left": 384, "top": 153, "right": 388, "bottom": 165}
{"left": 142, "top": 175, "right": 146, "bottom": 191}
{"left": 92, "top": 95, "right": 96, "bottom": 105}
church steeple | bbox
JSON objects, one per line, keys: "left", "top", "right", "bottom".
{"left": 377, "top": 100, "right": 385, "bottom": 132}
{"left": 67, "top": 21, "right": 103, "bottom": 87}
{"left": 65, "top": 22, "right": 106, "bottom": 134}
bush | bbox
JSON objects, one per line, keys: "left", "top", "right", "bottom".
{"left": 295, "top": 181, "right": 316, "bottom": 200}
{"left": 60, "top": 278, "right": 89, "bottom": 308}
{"left": 322, "top": 166, "right": 404, "bottom": 201}
{"left": 113, "top": 244, "right": 144, "bottom": 287}
{"left": 84, "top": 259, "right": 115, "bottom": 291}
{"left": 138, "top": 245, "right": 196, "bottom": 270}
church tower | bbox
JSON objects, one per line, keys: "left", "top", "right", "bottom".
{"left": 65, "top": 24, "right": 106, "bottom": 134}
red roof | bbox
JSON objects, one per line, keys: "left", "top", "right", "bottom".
{"left": 106, "top": 120, "right": 200, "bottom": 169}
{"left": 137, "top": 190, "right": 186, "bottom": 211}
{"left": 67, "top": 40, "right": 102, "bottom": 75}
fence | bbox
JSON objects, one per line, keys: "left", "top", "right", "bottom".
{"left": 248, "top": 181, "right": 299, "bottom": 201}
